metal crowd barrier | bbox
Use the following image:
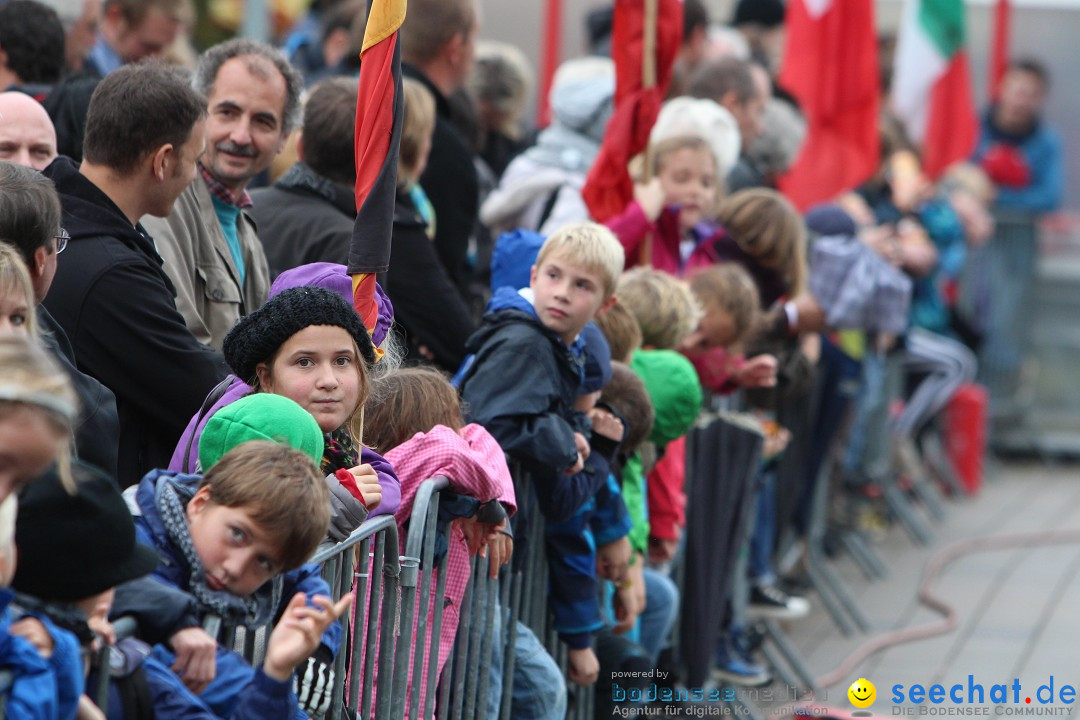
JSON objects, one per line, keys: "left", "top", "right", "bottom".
{"left": 435, "top": 468, "right": 594, "bottom": 720}
{"left": 961, "top": 210, "right": 1039, "bottom": 425}
{"left": 202, "top": 514, "right": 407, "bottom": 720}
{"left": 92, "top": 615, "right": 139, "bottom": 712}
{"left": 0, "top": 670, "right": 9, "bottom": 719}
{"left": 309, "top": 514, "right": 406, "bottom": 720}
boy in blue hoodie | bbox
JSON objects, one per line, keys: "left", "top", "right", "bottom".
{"left": 115, "top": 435, "right": 348, "bottom": 719}
{"left": 12, "top": 452, "right": 349, "bottom": 720}
{"left": 461, "top": 222, "right": 625, "bottom": 691}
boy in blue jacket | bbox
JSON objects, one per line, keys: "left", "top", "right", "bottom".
{"left": 115, "top": 439, "right": 349, "bottom": 719}
{"left": 11, "top": 452, "right": 349, "bottom": 720}
{"left": 461, "top": 222, "right": 625, "bottom": 690}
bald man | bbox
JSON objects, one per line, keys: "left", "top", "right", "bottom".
{"left": 0, "top": 92, "right": 58, "bottom": 170}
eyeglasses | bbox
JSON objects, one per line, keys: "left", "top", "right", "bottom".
{"left": 54, "top": 228, "right": 69, "bottom": 254}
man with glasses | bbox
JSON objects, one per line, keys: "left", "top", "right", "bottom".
{"left": 0, "top": 160, "right": 120, "bottom": 477}
{"left": 41, "top": 62, "right": 227, "bottom": 486}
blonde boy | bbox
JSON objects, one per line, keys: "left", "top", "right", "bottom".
{"left": 616, "top": 267, "right": 702, "bottom": 350}
{"left": 460, "top": 222, "right": 623, "bottom": 685}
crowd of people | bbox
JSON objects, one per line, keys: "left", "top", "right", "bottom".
{"left": 0, "top": 0, "right": 1065, "bottom": 717}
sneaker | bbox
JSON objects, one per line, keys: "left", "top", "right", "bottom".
{"left": 746, "top": 583, "right": 811, "bottom": 621}
{"left": 710, "top": 655, "right": 772, "bottom": 688}
{"left": 712, "top": 635, "right": 771, "bottom": 687}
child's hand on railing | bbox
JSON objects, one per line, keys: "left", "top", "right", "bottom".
{"left": 647, "top": 535, "right": 679, "bottom": 566}
{"left": 459, "top": 516, "right": 500, "bottom": 556}
{"left": 264, "top": 593, "right": 352, "bottom": 683}
{"left": 86, "top": 588, "right": 117, "bottom": 651}
{"left": 169, "top": 626, "right": 218, "bottom": 694}
{"left": 733, "top": 354, "right": 778, "bottom": 388}
{"left": 562, "top": 432, "right": 590, "bottom": 476}
{"left": 9, "top": 617, "right": 54, "bottom": 659}
{"left": 76, "top": 694, "right": 106, "bottom": 720}
{"left": 596, "top": 536, "right": 632, "bottom": 583}
{"left": 568, "top": 647, "right": 600, "bottom": 686}
{"left": 588, "top": 408, "right": 625, "bottom": 443}
{"left": 485, "top": 529, "right": 513, "bottom": 579}
{"left": 612, "top": 559, "right": 645, "bottom": 635}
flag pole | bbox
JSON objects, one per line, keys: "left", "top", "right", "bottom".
{"left": 990, "top": 0, "right": 1010, "bottom": 101}
{"left": 640, "top": 0, "right": 658, "bottom": 268}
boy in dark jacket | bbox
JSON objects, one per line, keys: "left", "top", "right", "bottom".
{"left": 12, "top": 458, "right": 349, "bottom": 720}
{"left": 461, "top": 222, "right": 625, "bottom": 688}
{"left": 114, "top": 441, "right": 347, "bottom": 719}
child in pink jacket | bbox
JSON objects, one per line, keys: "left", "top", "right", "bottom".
{"left": 361, "top": 367, "right": 516, "bottom": 718}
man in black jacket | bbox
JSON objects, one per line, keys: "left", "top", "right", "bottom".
{"left": 42, "top": 61, "right": 227, "bottom": 486}
{"left": 250, "top": 76, "right": 357, "bottom": 277}
{"left": 400, "top": 0, "right": 480, "bottom": 296}
{"left": 254, "top": 76, "right": 476, "bottom": 371}
{"left": 0, "top": 161, "right": 120, "bottom": 478}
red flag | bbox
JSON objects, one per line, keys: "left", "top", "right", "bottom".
{"left": 581, "top": 0, "right": 682, "bottom": 223}
{"left": 778, "top": 0, "right": 879, "bottom": 211}
{"left": 349, "top": 0, "right": 405, "bottom": 345}
{"left": 990, "top": 0, "right": 1010, "bottom": 101}
{"left": 537, "top": 0, "right": 563, "bottom": 127}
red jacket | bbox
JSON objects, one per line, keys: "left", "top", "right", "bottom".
{"left": 604, "top": 202, "right": 723, "bottom": 277}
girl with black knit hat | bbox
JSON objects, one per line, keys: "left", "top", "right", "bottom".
{"left": 219, "top": 285, "right": 389, "bottom": 543}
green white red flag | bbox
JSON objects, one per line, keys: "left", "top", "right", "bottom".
{"left": 891, "top": 0, "right": 978, "bottom": 179}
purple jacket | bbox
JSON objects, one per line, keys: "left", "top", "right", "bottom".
{"left": 167, "top": 376, "right": 400, "bottom": 520}
{"left": 168, "top": 262, "right": 401, "bottom": 529}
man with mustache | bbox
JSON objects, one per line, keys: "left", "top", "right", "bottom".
{"left": 142, "top": 39, "right": 303, "bottom": 351}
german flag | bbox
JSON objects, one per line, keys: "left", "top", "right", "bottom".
{"left": 349, "top": 0, "right": 406, "bottom": 353}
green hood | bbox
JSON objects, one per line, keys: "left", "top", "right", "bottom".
{"left": 630, "top": 348, "right": 702, "bottom": 448}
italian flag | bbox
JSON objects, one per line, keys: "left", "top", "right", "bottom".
{"left": 891, "top": 0, "right": 978, "bottom": 179}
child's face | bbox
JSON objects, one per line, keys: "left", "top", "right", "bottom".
{"left": 256, "top": 325, "right": 361, "bottom": 434}
{"left": 657, "top": 146, "right": 718, "bottom": 232}
{"left": 0, "top": 289, "right": 31, "bottom": 337}
{"left": 677, "top": 302, "right": 738, "bottom": 355}
{"left": 0, "top": 406, "right": 65, "bottom": 503}
{"left": 186, "top": 486, "right": 283, "bottom": 596}
{"left": 530, "top": 254, "right": 614, "bottom": 345}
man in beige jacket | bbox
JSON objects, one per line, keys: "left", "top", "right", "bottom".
{"left": 142, "top": 39, "right": 302, "bottom": 350}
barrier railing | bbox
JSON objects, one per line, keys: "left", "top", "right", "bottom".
{"left": 310, "top": 514, "right": 405, "bottom": 720}
{"left": 962, "top": 211, "right": 1039, "bottom": 423}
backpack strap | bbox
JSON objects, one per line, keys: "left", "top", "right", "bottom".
{"left": 181, "top": 375, "right": 237, "bottom": 473}
{"left": 535, "top": 185, "right": 563, "bottom": 232}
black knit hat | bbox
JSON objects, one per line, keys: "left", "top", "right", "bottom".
{"left": 223, "top": 286, "right": 376, "bottom": 384}
{"left": 13, "top": 463, "right": 160, "bottom": 603}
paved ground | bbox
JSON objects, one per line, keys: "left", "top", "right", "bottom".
{"left": 743, "top": 459, "right": 1080, "bottom": 719}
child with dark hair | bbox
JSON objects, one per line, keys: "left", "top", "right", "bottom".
{"left": 115, "top": 440, "right": 348, "bottom": 719}
{"left": 14, "top": 457, "right": 349, "bottom": 720}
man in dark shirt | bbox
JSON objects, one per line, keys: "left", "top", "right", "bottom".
{"left": 400, "top": 0, "right": 480, "bottom": 295}
{"left": 42, "top": 62, "right": 226, "bottom": 485}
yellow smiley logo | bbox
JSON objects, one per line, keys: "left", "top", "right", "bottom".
{"left": 848, "top": 678, "right": 876, "bottom": 708}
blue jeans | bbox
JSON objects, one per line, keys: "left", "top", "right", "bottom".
{"left": 748, "top": 470, "right": 777, "bottom": 586}
{"left": 843, "top": 349, "right": 889, "bottom": 481}
{"left": 485, "top": 612, "right": 567, "bottom": 720}
{"left": 637, "top": 568, "right": 678, "bottom": 665}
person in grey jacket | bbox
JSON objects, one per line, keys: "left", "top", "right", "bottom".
{"left": 141, "top": 39, "right": 303, "bottom": 351}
